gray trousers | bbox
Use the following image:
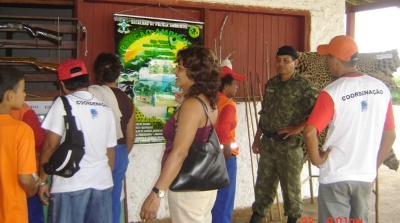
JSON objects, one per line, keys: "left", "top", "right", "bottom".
{"left": 318, "top": 181, "right": 372, "bottom": 223}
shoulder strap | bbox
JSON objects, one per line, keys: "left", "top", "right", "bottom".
{"left": 60, "top": 96, "right": 72, "bottom": 117}
{"left": 193, "top": 97, "right": 212, "bottom": 127}
{"left": 59, "top": 96, "right": 78, "bottom": 132}
{"left": 193, "top": 97, "right": 216, "bottom": 141}
{"left": 175, "top": 97, "right": 215, "bottom": 132}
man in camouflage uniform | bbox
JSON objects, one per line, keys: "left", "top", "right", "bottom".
{"left": 249, "top": 46, "right": 318, "bottom": 223}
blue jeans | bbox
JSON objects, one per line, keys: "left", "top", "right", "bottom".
{"left": 112, "top": 144, "right": 129, "bottom": 223}
{"left": 211, "top": 155, "right": 237, "bottom": 223}
{"left": 28, "top": 194, "right": 44, "bottom": 223}
{"left": 48, "top": 187, "right": 112, "bottom": 223}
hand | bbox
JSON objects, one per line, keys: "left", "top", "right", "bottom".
{"left": 278, "top": 125, "right": 300, "bottom": 139}
{"left": 38, "top": 183, "right": 50, "bottom": 205}
{"left": 252, "top": 139, "right": 261, "bottom": 154}
{"left": 174, "top": 91, "right": 184, "bottom": 104}
{"left": 319, "top": 146, "right": 332, "bottom": 164}
{"left": 140, "top": 192, "right": 161, "bottom": 221}
{"left": 223, "top": 146, "right": 232, "bottom": 160}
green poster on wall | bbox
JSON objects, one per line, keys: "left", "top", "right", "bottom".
{"left": 114, "top": 14, "right": 204, "bottom": 144}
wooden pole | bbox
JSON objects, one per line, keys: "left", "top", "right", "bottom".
{"left": 256, "top": 73, "right": 263, "bottom": 102}
{"left": 250, "top": 72, "right": 259, "bottom": 125}
{"left": 244, "top": 74, "right": 258, "bottom": 165}
{"left": 123, "top": 178, "right": 129, "bottom": 223}
{"left": 375, "top": 172, "right": 379, "bottom": 223}
{"left": 245, "top": 73, "right": 256, "bottom": 142}
{"left": 244, "top": 79, "right": 256, "bottom": 188}
{"left": 250, "top": 72, "right": 260, "bottom": 163}
{"left": 308, "top": 160, "right": 315, "bottom": 204}
{"left": 265, "top": 42, "right": 270, "bottom": 81}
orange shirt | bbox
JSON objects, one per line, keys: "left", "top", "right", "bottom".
{"left": 216, "top": 92, "right": 239, "bottom": 156}
{"left": 0, "top": 115, "right": 36, "bottom": 223}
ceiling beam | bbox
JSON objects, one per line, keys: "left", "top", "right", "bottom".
{"left": 347, "top": 0, "right": 400, "bottom": 13}
{"left": 346, "top": 12, "right": 356, "bottom": 39}
{"left": 0, "top": 0, "right": 74, "bottom": 6}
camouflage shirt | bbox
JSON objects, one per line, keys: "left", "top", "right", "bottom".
{"left": 259, "top": 71, "right": 318, "bottom": 135}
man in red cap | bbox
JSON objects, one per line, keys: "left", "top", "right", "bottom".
{"left": 211, "top": 65, "right": 246, "bottom": 223}
{"left": 38, "top": 59, "right": 117, "bottom": 223}
{"left": 303, "top": 35, "right": 396, "bottom": 222}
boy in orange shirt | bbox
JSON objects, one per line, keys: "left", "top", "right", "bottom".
{"left": 0, "top": 66, "right": 39, "bottom": 223}
{"left": 11, "top": 103, "right": 46, "bottom": 223}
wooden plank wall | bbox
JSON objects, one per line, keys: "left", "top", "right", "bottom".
{"left": 204, "top": 9, "right": 305, "bottom": 99}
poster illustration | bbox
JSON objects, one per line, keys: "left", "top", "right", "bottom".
{"left": 114, "top": 14, "right": 204, "bottom": 144}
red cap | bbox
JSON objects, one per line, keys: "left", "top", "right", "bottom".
{"left": 57, "top": 59, "right": 88, "bottom": 81}
{"left": 317, "top": 35, "right": 359, "bottom": 62}
{"left": 220, "top": 66, "right": 246, "bottom": 81}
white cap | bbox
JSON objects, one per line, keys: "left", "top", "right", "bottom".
{"left": 220, "top": 58, "right": 233, "bottom": 69}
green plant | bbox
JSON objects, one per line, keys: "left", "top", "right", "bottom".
{"left": 391, "top": 87, "right": 400, "bottom": 105}
{"left": 391, "top": 73, "right": 400, "bottom": 105}
{"left": 393, "top": 74, "right": 400, "bottom": 86}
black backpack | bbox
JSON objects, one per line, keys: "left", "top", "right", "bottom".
{"left": 43, "top": 96, "right": 85, "bottom": 178}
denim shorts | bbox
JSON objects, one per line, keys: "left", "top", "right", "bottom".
{"left": 48, "top": 187, "right": 112, "bottom": 223}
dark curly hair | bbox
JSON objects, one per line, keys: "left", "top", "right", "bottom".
{"left": 93, "top": 53, "right": 122, "bottom": 84}
{"left": 62, "top": 75, "right": 90, "bottom": 91}
{"left": 175, "top": 45, "right": 220, "bottom": 110}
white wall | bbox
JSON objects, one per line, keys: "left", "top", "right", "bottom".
{"left": 125, "top": 0, "right": 345, "bottom": 222}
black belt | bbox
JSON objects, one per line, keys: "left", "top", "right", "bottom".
{"left": 261, "top": 129, "right": 290, "bottom": 142}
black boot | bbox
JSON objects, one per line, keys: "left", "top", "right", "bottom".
{"left": 287, "top": 217, "right": 298, "bottom": 223}
{"left": 249, "top": 212, "right": 263, "bottom": 223}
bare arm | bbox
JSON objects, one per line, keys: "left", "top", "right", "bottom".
{"left": 125, "top": 111, "right": 136, "bottom": 154}
{"left": 303, "top": 124, "right": 331, "bottom": 166}
{"left": 18, "top": 174, "right": 38, "bottom": 197}
{"left": 38, "top": 130, "right": 61, "bottom": 205}
{"left": 377, "top": 130, "right": 396, "bottom": 168}
{"left": 107, "top": 147, "right": 115, "bottom": 171}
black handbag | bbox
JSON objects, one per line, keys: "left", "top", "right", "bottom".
{"left": 169, "top": 97, "right": 230, "bottom": 191}
{"left": 43, "top": 96, "right": 85, "bottom": 178}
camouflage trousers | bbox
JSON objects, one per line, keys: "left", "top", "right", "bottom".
{"left": 252, "top": 139, "right": 304, "bottom": 219}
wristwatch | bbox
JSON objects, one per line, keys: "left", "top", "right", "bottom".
{"left": 152, "top": 186, "right": 165, "bottom": 198}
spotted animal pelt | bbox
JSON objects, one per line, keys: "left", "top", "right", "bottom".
{"left": 357, "top": 49, "right": 400, "bottom": 89}
{"left": 297, "top": 49, "right": 400, "bottom": 170}
{"left": 297, "top": 51, "right": 335, "bottom": 91}
{"left": 297, "top": 49, "right": 399, "bottom": 90}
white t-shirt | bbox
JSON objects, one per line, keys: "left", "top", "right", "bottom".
{"left": 42, "top": 91, "right": 117, "bottom": 193}
{"left": 307, "top": 74, "right": 395, "bottom": 184}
